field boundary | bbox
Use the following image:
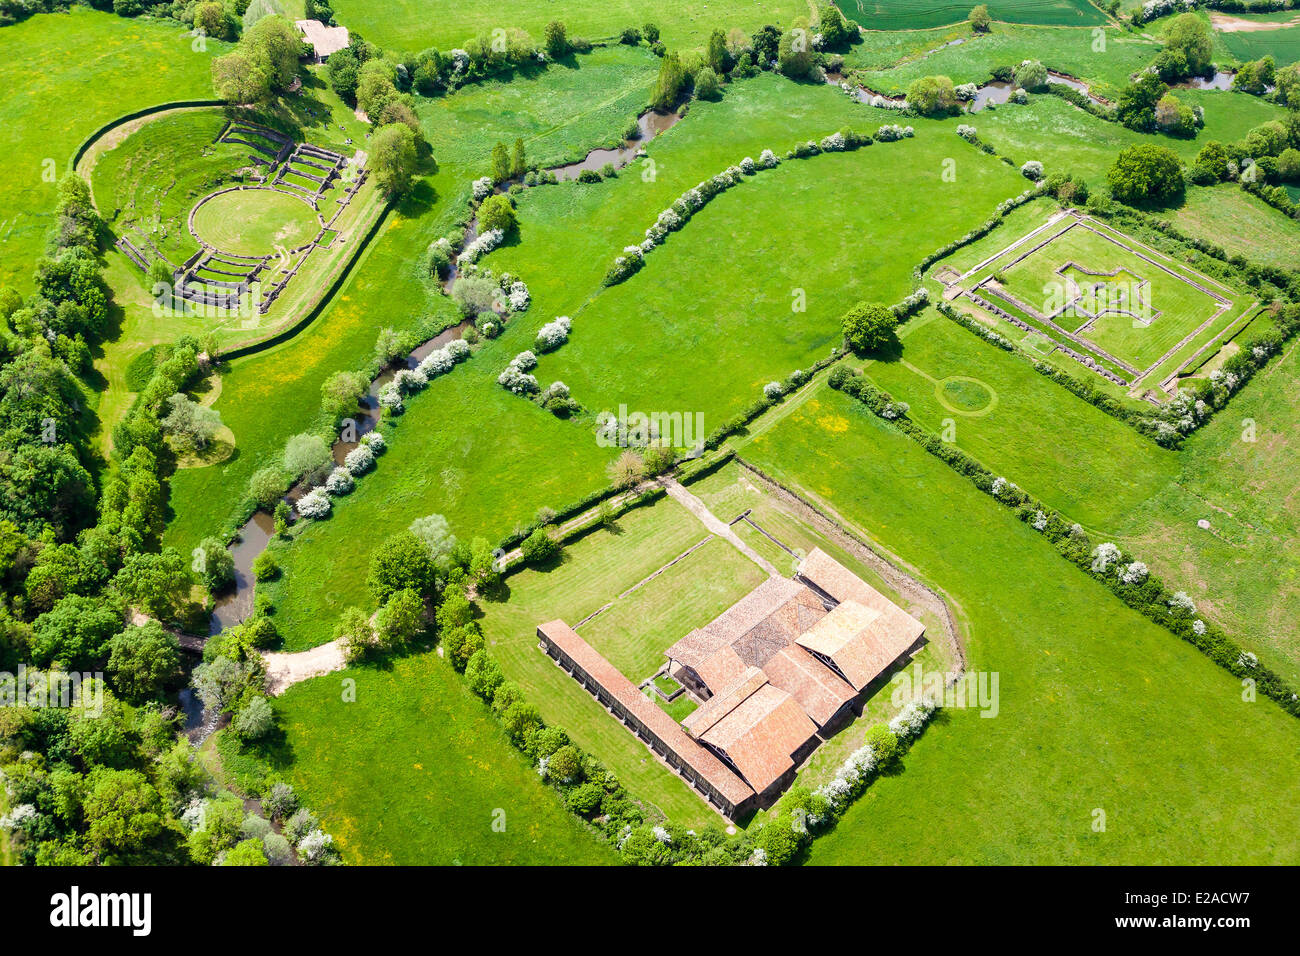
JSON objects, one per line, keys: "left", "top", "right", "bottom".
{"left": 70, "top": 98, "right": 226, "bottom": 172}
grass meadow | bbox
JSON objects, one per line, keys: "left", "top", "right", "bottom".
{"left": 861, "top": 309, "right": 1179, "bottom": 531}
{"left": 0, "top": 7, "right": 226, "bottom": 292}
{"left": 329, "top": 0, "right": 809, "bottom": 53}
{"left": 737, "top": 387, "right": 1300, "bottom": 864}
{"left": 1114, "top": 336, "right": 1300, "bottom": 685}
{"left": 850, "top": 23, "right": 1157, "bottom": 98}
{"left": 838, "top": 0, "right": 1107, "bottom": 31}
{"left": 1153, "top": 184, "right": 1300, "bottom": 276}
{"left": 248, "top": 651, "right": 617, "bottom": 864}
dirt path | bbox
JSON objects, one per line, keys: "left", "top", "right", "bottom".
{"left": 263, "top": 640, "right": 346, "bottom": 696}
{"left": 1211, "top": 12, "right": 1300, "bottom": 32}
{"left": 659, "top": 476, "right": 781, "bottom": 577}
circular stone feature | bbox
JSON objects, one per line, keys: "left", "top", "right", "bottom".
{"left": 936, "top": 376, "right": 997, "bottom": 415}
{"left": 191, "top": 188, "right": 321, "bottom": 256}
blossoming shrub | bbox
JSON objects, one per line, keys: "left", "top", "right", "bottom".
{"left": 296, "top": 488, "right": 331, "bottom": 519}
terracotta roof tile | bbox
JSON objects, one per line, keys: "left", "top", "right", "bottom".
{"left": 537, "top": 621, "right": 753, "bottom": 807}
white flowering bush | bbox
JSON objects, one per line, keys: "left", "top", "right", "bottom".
{"left": 460, "top": 228, "right": 503, "bottom": 264}
{"left": 498, "top": 363, "right": 540, "bottom": 395}
{"left": 1032, "top": 510, "right": 1048, "bottom": 531}
{"left": 417, "top": 346, "right": 455, "bottom": 379}
{"left": 820, "top": 131, "right": 846, "bottom": 152}
{"left": 880, "top": 400, "right": 909, "bottom": 420}
{"left": 393, "top": 368, "right": 424, "bottom": 394}
{"left": 1237, "top": 650, "right": 1258, "bottom": 669}
{"left": 471, "top": 176, "right": 493, "bottom": 200}
{"left": 955, "top": 82, "right": 978, "bottom": 101}
{"left": 1192, "top": 619, "right": 1206, "bottom": 635}
{"left": 876, "top": 123, "right": 907, "bottom": 141}
{"left": 360, "top": 431, "right": 386, "bottom": 452}
{"left": 377, "top": 379, "right": 400, "bottom": 413}
{"left": 956, "top": 124, "right": 978, "bottom": 142}
{"left": 652, "top": 825, "right": 672, "bottom": 843}
{"left": 1012, "top": 88, "right": 1028, "bottom": 104}
{"left": 763, "top": 381, "right": 784, "bottom": 400}
{"left": 813, "top": 743, "right": 877, "bottom": 813}
{"left": 535, "top": 315, "right": 571, "bottom": 352}
{"left": 1119, "top": 561, "right": 1149, "bottom": 585}
{"left": 325, "top": 466, "right": 354, "bottom": 495}
{"left": 345, "top": 443, "right": 375, "bottom": 475}
{"left": 0, "top": 803, "right": 36, "bottom": 834}
{"left": 541, "top": 381, "right": 569, "bottom": 402}
{"left": 1168, "top": 591, "right": 1197, "bottom": 615}
{"left": 740, "top": 156, "right": 757, "bottom": 174}
{"left": 296, "top": 488, "right": 331, "bottom": 519}
{"left": 377, "top": 381, "right": 403, "bottom": 412}
{"left": 889, "top": 697, "right": 937, "bottom": 740}
{"left": 297, "top": 828, "right": 337, "bottom": 865}
{"left": 758, "top": 148, "right": 780, "bottom": 168}
{"left": 1021, "top": 160, "right": 1045, "bottom": 181}
{"left": 511, "top": 350, "right": 537, "bottom": 371}
{"left": 507, "top": 280, "right": 530, "bottom": 312}
{"left": 1091, "top": 542, "right": 1121, "bottom": 573}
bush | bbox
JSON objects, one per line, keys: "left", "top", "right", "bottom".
{"left": 694, "top": 67, "right": 721, "bottom": 100}
{"left": 520, "top": 528, "right": 558, "bottom": 565}
{"left": 478, "top": 193, "right": 517, "bottom": 234}
{"left": 841, "top": 301, "right": 898, "bottom": 353}
{"left": 864, "top": 724, "right": 899, "bottom": 765}
{"left": 1107, "top": 144, "right": 1183, "bottom": 205}
{"left": 251, "top": 551, "right": 279, "bottom": 583}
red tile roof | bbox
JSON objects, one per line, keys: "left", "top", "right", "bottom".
{"left": 761, "top": 643, "right": 857, "bottom": 726}
{"left": 537, "top": 620, "right": 754, "bottom": 808}
{"left": 689, "top": 675, "right": 818, "bottom": 794}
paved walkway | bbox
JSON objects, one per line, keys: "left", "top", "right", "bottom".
{"left": 659, "top": 477, "right": 781, "bottom": 577}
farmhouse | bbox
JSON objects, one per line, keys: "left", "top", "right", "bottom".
{"left": 538, "top": 549, "right": 924, "bottom": 817}
{"left": 295, "top": 20, "right": 350, "bottom": 62}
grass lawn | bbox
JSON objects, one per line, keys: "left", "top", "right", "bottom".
{"left": 862, "top": 309, "right": 1179, "bottom": 532}
{"left": 737, "top": 386, "right": 1300, "bottom": 864}
{"left": 852, "top": 23, "right": 1156, "bottom": 98}
{"left": 0, "top": 7, "right": 227, "bottom": 292}
{"left": 975, "top": 92, "right": 1288, "bottom": 186}
{"left": 249, "top": 650, "right": 617, "bottom": 864}
{"left": 483, "top": 76, "right": 1026, "bottom": 426}
{"left": 191, "top": 188, "right": 322, "bottom": 256}
{"left": 580, "top": 535, "right": 768, "bottom": 681}
{"left": 838, "top": 0, "right": 1107, "bottom": 30}
{"left": 329, "top": 0, "right": 809, "bottom": 53}
{"left": 1114, "top": 334, "right": 1300, "bottom": 685}
{"left": 1153, "top": 183, "right": 1300, "bottom": 276}
{"left": 416, "top": 44, "right": 661, "bottom": 171}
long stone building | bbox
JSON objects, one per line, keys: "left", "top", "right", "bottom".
{"left": 538, "top": 548, "right": 925, "bottom": 818}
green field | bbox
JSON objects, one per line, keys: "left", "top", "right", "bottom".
{"left": 163, "top": 46, "right": 661, "bottom": 557}
{"left": 481, "top": 75, "right": 1026, "bottom": 424}
{"left": 996, "top": 220, "right": 1235, "bottom": 373}
{"left": 0, "top": 7, "right": 226, "bottom": 291}
{"left": 837, "top": 0, "right": 1107, "bottom": 30}
{"left": 330, "top": 0, "right": 809, "bottom": 52}
{"left": 1215, "top": 13, "right": 1300, "bottom": 62}
{"left": 191, "top": 188, "right": 323, "bottom": 255}
{"left": 1154, "top": 183, "right": 1300, "bottom": 275}
{"left": 737, "top": 387, "right": 1300, "bottom": 864}
{"left": 861, "top": 309, "right": 1179, "bottom": 531}
{"left": 850, "top": 23, "right": 1155, "bottom": 98}
{"left": 259, "top": 649, "right": 617, "bottom": 864}
{"left": 1114, "top": 336, "right": 1300, "bottom": 685}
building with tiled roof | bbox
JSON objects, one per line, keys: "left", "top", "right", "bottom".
{"left": 536, "top": 548, "right": 923, "bottom": 818}
{"left": 295, "top": 20, "right": 350, "bottom": 61}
